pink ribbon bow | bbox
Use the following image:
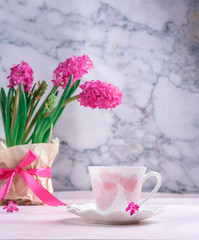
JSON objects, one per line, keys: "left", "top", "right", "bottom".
{"left": 0, "top": 150, "right": 66, "bottom": 206}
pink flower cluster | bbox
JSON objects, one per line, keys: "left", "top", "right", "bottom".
{"left": 52, "top": 54, "right": 93, "bottom": 88}
{"left": 126, "top": 202, "right": 139, "bottom": 216}
{"left": 7, "top": 61, "right": 34, "bottom": 92}
{"left": 77, "top": 80, "right": 122, "bottom": 109}
{"left": 3, "top": 201, "right": 19, "bottom": 213}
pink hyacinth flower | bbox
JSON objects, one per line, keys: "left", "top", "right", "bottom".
{"left": 77, "top": 80, "right": 122, "bottom": 109}
{"left": 52, "top": 54, "right": 93, "bottom": 88}
{"left": 7, "top": 61, "right": 34, "bottom": 92}
{"left": 126, "top": 202, "right": 139, "bottom": 216}
{"left": 3, "top": 201, "right": 19, "bottom": 213}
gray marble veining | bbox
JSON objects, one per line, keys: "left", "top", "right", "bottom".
{"left": 0, "top": 0, "right": 198, "bottom": 193}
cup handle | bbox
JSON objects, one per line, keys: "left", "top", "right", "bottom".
{"left": 139, "top": 172, "right": 162, "bottom": 205}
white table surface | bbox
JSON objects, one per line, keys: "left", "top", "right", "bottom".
{"left": 0, "top": 191, "right": 199, "bottom": 240}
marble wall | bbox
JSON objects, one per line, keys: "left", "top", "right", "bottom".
{"left": 0, "top": 0, "right": 198, "bottom": 193}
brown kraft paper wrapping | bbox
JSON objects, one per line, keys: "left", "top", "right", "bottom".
{"left": 0, "top": 138, "right": 59, "bottom": 205}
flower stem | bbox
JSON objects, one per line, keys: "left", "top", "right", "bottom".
{"left": 24, "top": 98, "right": 35, "bottom": 132}
{"left": 22, "top": 85, "right": 57, "bottom": 143}
{"left": 48, "top": 124, "right": 53, "bottom": 143}
{"left": 11, "top": 87, "right": 19, "bottom": 134}
{"left": 62, "top": 94, "right": 78, "bottom": 107}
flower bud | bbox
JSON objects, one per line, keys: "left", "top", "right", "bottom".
{"left": 45, "top": 94, "right": 56, "bottom": 112}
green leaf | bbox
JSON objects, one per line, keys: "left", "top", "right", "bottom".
{"left": 11, "top": 84, "right": 24, "bottom": 146}
{"left": 31, "top": 83, "right": 37, "bottom": 93}
{"left": 27, "top": 81, "right": 46, "bottom": 110}
{"left": 25, "top": 91, "right": 29, "bottom": 103}
{"left": 31, "top": 99, "right": 40, "bottom": 117}
{"left": 41, "top": 126, "right": 51, "bottom": 143}
{"left": 26, "top": 83, "right": 36, "bottom": 106}
{"left": 23, "top": 85, "right": 57, "bottom": 143}
{"left": 31, "top": 107, "right": 47, "bottom": 143}
{"left": 55, "top": 90, "right": 59, "bottom": 96}
{"left": 0, "top": 88, "right": 6, "bottom": 105}
{"left": 35, "top": 76, "right": 73, "bottom": 143}
{"left": 10, "top": 87, "right": 19, "bottom": 134}
{"left": 0, "top": 88, "right": 7, "bottom": 134}
{"left": 32, "top": 111, "right": 51, "bottom": 143}
{"left": 66, "top": 79, "right": 80, "bottom": 99}
{"left": 17, "top": 84, "right": 27, "bottom": 145}
{"left": 25, "top": 134, "right": 33, "bottom": 144}
{"left": 52, "top": 80, "right": 80, "bottom": 129}
{"left": 5, "top": 89, "right": 13, "bottom": 147}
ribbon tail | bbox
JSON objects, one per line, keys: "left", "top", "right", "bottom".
{"left": 19, "top": 171, "right": 66, "bottom": 207}
{"left": 0, "top": 173, "right": 15, "bottom": 201}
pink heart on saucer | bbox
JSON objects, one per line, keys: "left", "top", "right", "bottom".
{"left": 92, "top": 180, "right": 117, "bottom": 210}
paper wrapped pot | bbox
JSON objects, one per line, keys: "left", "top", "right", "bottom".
{"left": 0, "top": 138, "right": 59, "bottom": 205}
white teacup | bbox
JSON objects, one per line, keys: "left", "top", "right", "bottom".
{"left": 88, "top": 166, "right": 162, "bottom": 213}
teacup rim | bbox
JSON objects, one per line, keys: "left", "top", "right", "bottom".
{"left": 88, "top": 166, "right": 147, "bottom": 169}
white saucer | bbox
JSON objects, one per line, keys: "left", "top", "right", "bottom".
{"left": 66, "top": 203, "right": 163, "bottom": 224}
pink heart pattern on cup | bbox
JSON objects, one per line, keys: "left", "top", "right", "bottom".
{"left": 120, "top": 175, "right": 138, "bottom": 203}
{"left": 92, "top": 170, "right": 138, "bottom": 210}
{"left": 100, "top": 169, "right": 121, "bottom": 185}
{"left": 92, "top": 180, "right": 118, "bottom": 210}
